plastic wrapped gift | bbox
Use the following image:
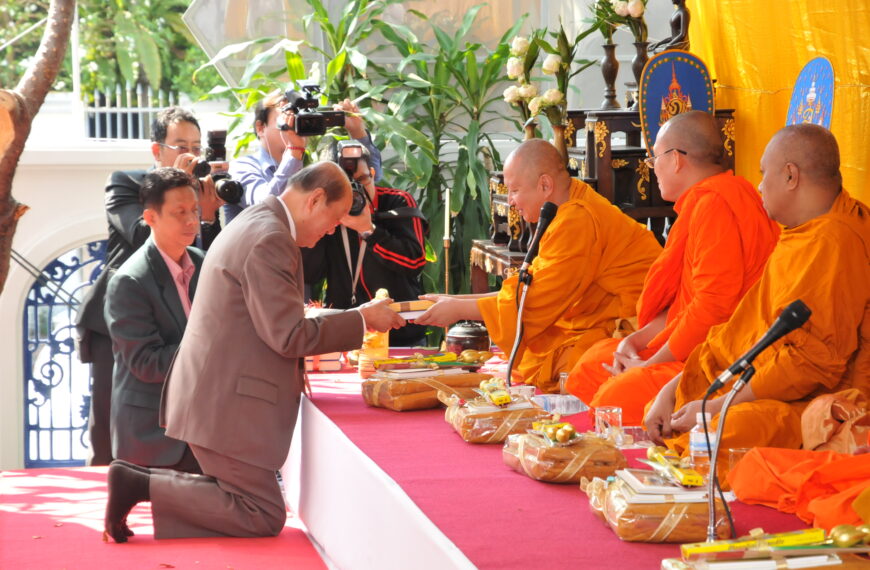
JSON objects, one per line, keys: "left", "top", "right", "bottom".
{"left": 502, "top": 433, "right": 627, "bottom": 484}
{"left": 361, "top": 372, "right": 489, "bottom": 411}
{"left": 582, "top": 478, "right": 731, "bottom": 543}
{"left": 445, "top": 399, "right": 550, "bottom": 444}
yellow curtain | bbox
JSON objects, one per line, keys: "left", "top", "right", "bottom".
{"left": 691, "top": 3, "right": 870, "bottom": 203}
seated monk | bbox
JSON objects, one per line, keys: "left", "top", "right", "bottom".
{"left": 643, "top": 124, "right": 870, "bottom": 481}
{"left": 415, "top": 140, "right": 662, "bottom": 392}
{"left": 565, "top": 111, "right": 780, "bottom": 425}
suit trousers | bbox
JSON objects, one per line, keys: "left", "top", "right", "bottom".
{"left": 86, "top": 331, "right": 114, "bottom": 466}
{"left": 149, "top": 444, "right": 286, "bottom": 539}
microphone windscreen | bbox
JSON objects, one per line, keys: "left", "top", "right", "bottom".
{"left": 779, "top": 299, "right": 812, "bottom": 330}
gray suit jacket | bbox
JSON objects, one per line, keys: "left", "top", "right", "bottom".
{"left": 161, "top": 196, "right": 364, "bottom": 470}
{"left": 105, "top": 238, "right": 203, "bottom": 466}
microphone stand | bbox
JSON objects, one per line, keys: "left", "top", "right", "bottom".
{"left": 704, "top": 364, "right": 755, "bottom": 542}
{"left": 505, "top": 270, "right": 533, "bottom": 388}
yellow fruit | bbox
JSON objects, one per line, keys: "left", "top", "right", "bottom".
{"left": 545, "top": 425, "right": 559, "bottom": 440}
{"left": 561, "top": 424, "right": 576, "bottom": 437}
{"left": 555, "top": 429, "right": 572, "bottom": 443}
{"left": 857, "top": 524, "right": 870, "bottom": 544}
{"left": 830, "top": 524, "right": 863, "bottom": 548}
{"left": 459, "top": 350, "right": 480, "bottom": 362}
{"left": 477, "top": 351, "right": 494, "bottom": 362}
{"left": 375, "top": 288, "right": 390, "bottom": 300}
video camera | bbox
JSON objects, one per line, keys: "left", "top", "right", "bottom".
{"left": 192, "top": 129, "right": 244, "bottom": 204}
{"left": 335, "top": 140, "right": 370, "bottom": 217}
{"left": 278, "top": 83, "right": 346, "bottom": 137}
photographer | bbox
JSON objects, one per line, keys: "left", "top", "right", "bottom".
{"left": 226, "top": 89, "right": 382, "bottom": 223}
{"left": 75, "top": 106, "right": 223, "bottom": 466}
{"left": 302, "top": 143, "right": 428, "bottom": 346}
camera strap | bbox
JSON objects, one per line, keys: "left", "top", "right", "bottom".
{"left": 340, "top": 226, "right": 367, "bottom": 305}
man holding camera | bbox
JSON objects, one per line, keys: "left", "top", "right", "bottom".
{"left": 302, "top": 142, "right": 428, "bottom": 346}
{"left": 226, "top": 89, "right": 381, "bottom": 223}
{"left": 104, "top": 167, "right": 205, "bottom": 474}
{"left": 76, "top": 107, "right": 223, "bottom": 466}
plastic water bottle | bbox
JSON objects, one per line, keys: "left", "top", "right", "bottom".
{"left": 689, "top": 412, "right": 716, "bottom": 481}
{"left": 532, "top": 394, "right": 587, "bottom": 415}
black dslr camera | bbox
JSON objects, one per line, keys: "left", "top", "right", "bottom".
{"left": 336, "top": 140, "right": 370, "bottom": 216}
{"left": 192, "top": 129, "right": 244, "bottom": 204}
{"left": 278, "top": 83, "right": 346, "bottom": 137}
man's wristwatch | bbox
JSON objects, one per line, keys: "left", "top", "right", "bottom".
{"left": 360, "top": 225, "right": 375, "bottom": 240}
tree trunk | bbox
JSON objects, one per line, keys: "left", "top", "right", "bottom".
{"left": 0, "top": 0, "right": 75, "bottom": 296}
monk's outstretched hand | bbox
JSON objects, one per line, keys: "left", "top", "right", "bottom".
{"left": 670, "top": 399, "right": 704, "bottom": 433}
{"left": 644, "top": 392, "right": 676, "bottom": 445}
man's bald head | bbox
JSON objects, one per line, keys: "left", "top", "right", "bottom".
{"left": 286, "top": 161, "right": 351, "bottom": 201}
{"left": 767, "top": 124, "right": 842, "bottom": 190}
{"left": 503, "top": 140, "right": 572, "bottom": 222}
{"left": 758, "top": 124, "right": 842, "bottom": 227}
{"left": 505, "top": 139, "right": 570, "bottom": 182}
{"left": 657, "top": 110, "right": 725, "bottom": 167}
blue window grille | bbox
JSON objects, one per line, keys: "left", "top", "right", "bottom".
{"left": 23, "top": 240, "right": 106, "bottom": 467}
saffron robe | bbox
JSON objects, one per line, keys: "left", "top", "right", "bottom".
{"left": 727, "top": 447, "right": 870, "bottom": 530}
{"left": 666, "top": 190, "right": 870, "bottom": 479}
{"left": 477, "top": 179, "right": 662, "bottom": 392}
{"left": 566, "top": 172, "right": 779, "bottom": 424}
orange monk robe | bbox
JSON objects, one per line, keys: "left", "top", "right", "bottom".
{"left": 477, "top": 179, "right": 662, "bottom": 392}
{"left": 728, "top": 447, "right": 870, "bottom": 530}
{"left": 666, "top": 190, "right": 870, "bottom": 480}
{"left": 566, "top": 172, "right": 779, "bottom": 424}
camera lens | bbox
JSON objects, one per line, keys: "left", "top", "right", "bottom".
{"left": 192, "top": 159, "right": 211, "bottom": 178}
{"left": 215, "top": 178, "right": 243, "bottom": 205}
{"left": 348, "top": 181, "right": 368, "bottom": 216}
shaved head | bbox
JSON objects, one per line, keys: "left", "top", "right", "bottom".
{"left": 505, "top": 139, "right": 568, "bottom": 181}
{"left": 767, "top": 124, "right": 842, "bottom": 190}
{"left": 503, "top": 139, "right": 572, "bottom": 223}
{"left": 657, "top": 110, "right": 725, "bottom": 167}
{"left": 758, "top": 124, "right": 842, "bottom": 227}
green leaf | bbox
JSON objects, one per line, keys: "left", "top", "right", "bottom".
{"left": 239, "top": 38, "right": 304, "bottom": 87}
{"left": 432, "top": 26, "right": 454, "bottom": 54}
{"left": 325, "top": 50, "right": 347, "bottom": 87}
{"left": 193, "top": 36, "right": 276, "bottom": 82}
{"left": 347, "top": 48, "right": 368, "bottom": 73}
{"left": 455, "top": 4, "right": 483, "bottom": 41}
{"left": 130, "top": 24, "right": 162, "bottom": 88}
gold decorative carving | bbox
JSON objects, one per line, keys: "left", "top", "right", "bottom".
{"left": 564, "top": 120, "right": 576, "bottom": 147}
{"left": 568, "top": 157, "right": 579, "bottom": 171}
{"left": 508, "top": 207, "right": 521, "bottom": 239}
{"left": 484, "top": 256, "right": 494, "bottom": 274}
{"left": 722, "top": 119, "right": 735, "bottom": 157}
{"left": 489, "top": 178, "right": 497, "bottom": 193}
{"left": 636, "top": 160, "right": 650, "bottom": 201}
{"left": 470, "top": 247, "right": 485, "bottom": 269}
{"left": 495, "top": 202, "right": 509, "bottom": 217}
{"left": 594, "top": 122, "right": 609, "bottom": 158}
{"left": 611, "top": 159, "right": 629, "bottom": 169}
{"left": 496, "top": 183, "right": 507, "bottom": 195}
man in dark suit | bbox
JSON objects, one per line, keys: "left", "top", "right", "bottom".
{"left": 76, "top": 107, "right": 222, "bottom": 465}
{"left": 105, "top": 168, "right": 204, "bottom": 473}
{"left": 103, "top": 162, "right": 405, "bottom": 541}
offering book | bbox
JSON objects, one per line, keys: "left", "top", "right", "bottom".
{"left": 616, "top": 469, "right": 707, "bottom": 503}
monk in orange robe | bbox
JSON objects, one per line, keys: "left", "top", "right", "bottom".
{"left": 644, "top": 124, "right": 870, "bottom": 480}
{"left": 565, "top": 111, "right": 779, "bottom": 424}
{"left": 416, "top": 140, "right": 662, "bottom": 392}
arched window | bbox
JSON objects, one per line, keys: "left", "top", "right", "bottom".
{"left": 23, "top": 240, "right": 106, "bottom": 467}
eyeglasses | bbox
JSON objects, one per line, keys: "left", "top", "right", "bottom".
{"left": 643, "top": 147, "right": 687, "bottom": 168}
{"left": 158, "top": 142, "right": 203, "bottom": 156}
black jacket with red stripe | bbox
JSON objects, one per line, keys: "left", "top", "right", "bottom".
{"left": 301, "top": 186, "right": 427, "bottom": 343}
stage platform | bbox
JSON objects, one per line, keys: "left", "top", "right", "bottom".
{"left": 283, "top": 371, "right": 811, "bottom": 569}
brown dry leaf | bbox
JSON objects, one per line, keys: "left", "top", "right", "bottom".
{"left": 102, "top": 530, "right": 109, "bottom": 542}
{"left": 54, "top": 523, "right": 63, "bottom": 527}
{"left": 158, "top": 564, "right": 175, "bottom": 568}
{"left": 32, "top": 535, "right": 42, "bottom": 539}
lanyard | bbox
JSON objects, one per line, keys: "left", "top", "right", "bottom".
{"left": 340, "top": 226, "right": 367, "bottom": 305}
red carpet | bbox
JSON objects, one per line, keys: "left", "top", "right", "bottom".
{"left": 0, "top": 467, "right": 326, "bottom": 570}
{"left": 308, "top": 372, "right": 810, "bottom": 569}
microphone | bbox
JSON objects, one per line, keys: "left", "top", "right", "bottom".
{"left": 705, "top": 299, "right": 812, "bottom": 396}
{"left": 519, "top": 202, "right": 558, "bottom": 274}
